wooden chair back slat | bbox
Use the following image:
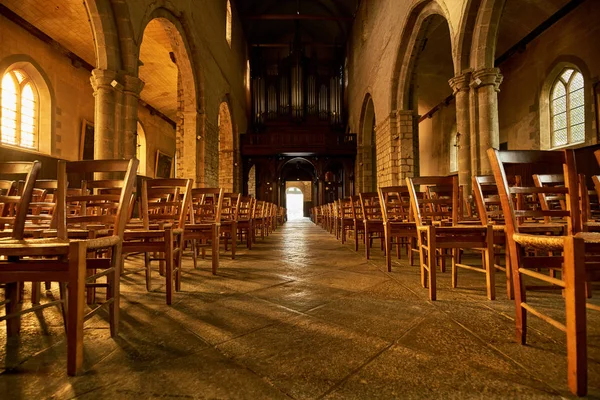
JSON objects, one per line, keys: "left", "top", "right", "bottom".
{"left": 0, "top": 161, "right": 41, "bottom": 239}
{"left": 406, "top": 176, "right": 458, "bottom": 227}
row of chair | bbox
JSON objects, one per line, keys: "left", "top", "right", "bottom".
{"left": 312, "top": 149, "right": 600, "bottom": 396}
{"left": 0, "top": 158, "right": 286, "bottom": 376}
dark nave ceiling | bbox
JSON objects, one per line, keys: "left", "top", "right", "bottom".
{"left": 235, "top": 0, "right": 359, "bottom": 62}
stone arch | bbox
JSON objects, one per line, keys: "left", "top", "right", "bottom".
{"left": 359, "top": 94, "right": 377, "bottom": 192}
{"left": 539, "top": 57, "right": 594, "bottom": 150}
{"left": 138, "top": 7, "right": 204, "bottom": 185}
{"left": 218, "top": 100, "right": 234, "bottom": 192}
{"left": 83, "top": 0, "right": 122, "bottom": 71}
{"left": 390, "top": 0, "right": 456, "bottom": 112}
{"left": 0, "top": 55, "right": 55, "bottom": 156}
{"left": 469, "top": 0, "right": 507, "bottom": 70}
{"left": 455, "top": 0, "right": 482, "bottom": 73}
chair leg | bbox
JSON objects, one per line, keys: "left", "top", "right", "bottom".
{"left": 485, "top": 226, "right": 496, "bottom": 301}
{"left": 5, "top": 281, "right": 20, "bottom": 336}
{"left": 145, "top": 252, "right": 152, "bottom": 291}
{"left": 505, "top": 245, "right": 513, "bottom": 300}
{"left": 212, "top": 225, "right": 220, "bottom": 275}
{"left": 165, "top": 229, "right": 174, "bottom": 305}
{"left": 563, "top": 236, "right": 587, "bottom": 397}
{"left": 451, "top": 248, "right": 458, "bottom": 288}
{"left": 511, "top": 244, "right": 527, "bottom": 345}
{"left": 384, "top": 226, "right": 391, "bottom": 272}
{"left": 108, "top": 246, "right": 121, "bottom": 337}
{"left": 365, "top": 228, "right": 371, "bottom": 260}
{"left": 67, "top": 242, "right": 86, "bottom": 376}
{"left": 427, "top": 228, "right": 437, "bottom": 301}
{"left": 32, "top": 282, "right": 41, "bottom": 305}
{"left": 175, "top": 234, "right": 182, "bottom": 292}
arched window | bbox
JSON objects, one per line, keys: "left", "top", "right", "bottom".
{"left": 1, "top": 69, "right": 38, "bottom": 149}
{"left": 136, "top": 121, "right": 147, "bottom": 176}
{"left": 551, "top": 68, "right": 584, "bottom": 148}
{"left": 226, "top": 0, "right": 232, "bottom": 48}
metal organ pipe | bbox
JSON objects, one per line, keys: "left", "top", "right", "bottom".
{"left": 252, "top": 76, "right": 265, "bottom": 124}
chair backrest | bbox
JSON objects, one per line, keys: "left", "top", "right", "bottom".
{"left": 22, "top": 179, "right": 59, "bottom": 228}
{"left": 406, "top": 176, "right": 458, "bottom": 227}
{"left": 0, "top": 161, "right": 41, "bottom": 239}
{"left": 190, "top": 188, "right": 223, "bottom": 224}
{"left": 339, "top": 197, "right": 353, "bottom": 220}
{"left": 220, "top": 192, "right": 240, "bottom": 223}
{"left": 238, "top": 195, "right": 255, "bottom": 221}
{"left": 255, "top": 200, "right": 266, "bottom": 219}
{"left": 532, "top": 174, "right": 566, "bottom": 221}
{"left": 378, "top": 186, "right": 412, "bottom": 223}
{"left": 487, "top": 149, "right": 580, "bottom": 237}
{"left": 472, "top": 175, "right": 504, "bottom": 225}
{"left": 141, "top": 178, "right": 192, "bottom": 229}
{"left": 350, "top": 195, "right": 363, "bottom": 221}
{"left": 359, "top": 192, "right": 382, "bottom": 222}
{"left": 57, "top": 159, "right": 138, "bottom": 239}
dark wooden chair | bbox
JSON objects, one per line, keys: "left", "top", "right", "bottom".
{"left": 338, "top": 197, "right": 354, "bottom": 245}
{"left": 359, "top": 192, "right": 384, "bottom": 259}
{"left": 406, "top": 175, "right": 495, "bottom": 301}
{"left": 378, "top": 186, "right": 418, "bottom": 271}
{"left": 349, "top": 195, "right": 365, "bottom": 252}
{"left": 219, "top": 192, "right": 240, "bottom": 259}
{"left": 488, "top": 148, "right": 600, "bottom": 396}
{"left": 237, "top": 195, "right": 255, "bottom": 249}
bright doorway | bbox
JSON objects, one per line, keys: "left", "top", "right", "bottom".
{"left": 286, "top": 187, "right": 304, "bottom": 220}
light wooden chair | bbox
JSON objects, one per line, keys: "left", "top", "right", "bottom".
{"left": 338, "top": 197, "right": 354, "bottom": 245}
{"left": 406, "top": 175, "right": 495, "bottom": 301}
{"left": 359, "top": 192, "right": 385, "bottom": 259}
{"left": 378, "top": 186, "right": 418, "bottom": 271}
{"left": 349, "top": 195, "right": 365, "bottom": 252}
{"left": 122, "top": 178, "right": 192, "bottom": 305}
{"left": 488, "top": 148, "right": 600, "bottom": 396}
{"left": 0, "top": 159, "right": 137, "bottom": 375}
{"left": 219, "top": 192, "right": 240, "bottom": 259}
{"left": 186, "top": 188, "right": 223, "bottom": 274}
{"left": 237, "top": 195, "right": 255, "bottom": 249}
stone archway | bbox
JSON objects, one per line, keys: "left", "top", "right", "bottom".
{"left": 136, "top": 121, "right": 147, "bottom": 176}
{"left": 359, "top": 94, "right": 376, "bottom": 192}
{"left": 218, "top": 101, "right": 234, "bottom": 192}
{"left": 137, "top": 8, "right": 202, "bottom": 185}
{"left": 390, "top": 0, "right": 456, "bottom": 182}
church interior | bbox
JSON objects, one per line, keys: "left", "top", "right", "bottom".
{"left": 0, "top": 0, "right": 600, "bottom": 398}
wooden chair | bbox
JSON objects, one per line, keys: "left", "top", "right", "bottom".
{"left": 359, "top": 193, "right": 385, "bottom": 259}
{"left": 0, "top": 159, "right": 137, "bottom": 375}
{"left": 349, "top": 195, "right": 365, "bottom": 251}
{"left": 220, "top": 192, "right": 240, "bottom": 259}
{"left": 378, "top": 186, "right": 418, "bottom": 271}
{"left": 488, "top": 148, "right": 600, "bottom": 396}
{"left": 254, "top": 200, "right": 267, "bottom": 241}
{"left": 338, "top": 197, "right": 354, "bottom": 244}
{"left": 406, "top": 175, "right": 495, "bottom": 301}
{"left": 122, "top": 178, "right": 192, "bottom": 305}
{"left": 237, "top": 195, "right": 255, "bottom": 249}
{"left": 186, "top": 188, "right": 223, "bottom": 274}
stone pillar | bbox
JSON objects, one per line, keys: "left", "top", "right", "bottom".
{"left": 470, "top": 68, "right": 503, "bottom": 174}
{"left": 396, "top": 110, "right": 417, "bottom": 181}
{"left": 90, "top": 69, "right": 118, "bottom": 160}
{"left": 122, "top": 75, "right": 145, "bottom": 160}
{"left": 449, "top": 71, "right": 472, "bottom": 192}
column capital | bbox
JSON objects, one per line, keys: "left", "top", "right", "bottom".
{"left": 90, "top": 68, "right": 119, "bottom": 92}
{"left": 449, "top": 71, "right": 472, "bottom": 94}
{"left": 470, "top": 68, "right": 503, "bottom": 92}
{"left": 123, "top": 74, "right": 145, "bottom": 97}
{"left": 395, "top": 109, "right": 415, "bottom": 118}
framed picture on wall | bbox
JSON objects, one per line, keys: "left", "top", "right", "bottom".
{"left": 155, "top": 150, "right": 173, "bottom": 178}
{"left": 80, "top": 119, "right": 94, "bottom": 160}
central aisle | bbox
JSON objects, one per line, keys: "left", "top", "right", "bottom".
{"left": 1, "top": 219, "right": 597, "bottom": 398}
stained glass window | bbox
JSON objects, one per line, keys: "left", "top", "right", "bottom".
{"left": 1, "top": 69, "right": 38, "bottom": 149}
{"left": 551, "top": 68, "right": 584, "bottom": 148}
{"left": 226, "top": 0, "right": 232, "bottom": 48}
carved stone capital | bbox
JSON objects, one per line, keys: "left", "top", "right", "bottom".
{"left": 90, "top": 69, "right": 119, "bottom": 92}
{"left": 449, "top": 71, "right": 472, "bottom": 94}
{"left": 470, "top": 68, "right": 503, "bottom": 92}
{"left": 123, "top": 74, "right": 145, "bottom": 97}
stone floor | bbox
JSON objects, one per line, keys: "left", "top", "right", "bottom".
{"left": 1, "top": 218, "right": 599, "bottom": 399}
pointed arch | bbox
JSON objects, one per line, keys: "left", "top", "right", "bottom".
{"left": 218, "top": 101, "right": 234, "bottom": 192}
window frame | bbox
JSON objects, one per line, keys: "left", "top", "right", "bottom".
{"left": 1, "top": 69, "right": 40, "bottom": 150}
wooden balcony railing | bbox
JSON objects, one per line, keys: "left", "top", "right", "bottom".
{"left": 241, "top": 132, "right": 357, "bottom": 156}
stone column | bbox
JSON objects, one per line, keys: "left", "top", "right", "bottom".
{"left": 90, "top": 69, "right": 119, "bottom": 160}
{"left": 449, "top": 71, "right": 472, "bottom": 192}
{"left": 122, "top": 75, "right": 145, "bottom": 160}
{"left": 470, "top": 68, "right": 503, "bottom": 174}
{"left": 396, "top": 110, "right": 417, "bottom": 181}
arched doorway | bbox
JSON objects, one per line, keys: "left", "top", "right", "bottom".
{"left": 279, "top": 157, "right": 317, "bottom": 211}
{"left": 136, "top": 121, "right": 147, "bottom": 176}
{"left": 218, "top": 101, "right": 234, "bottom": 192}
{"left": 285, "top": 187, "right": 305, "bottom": 220}
{"left": 247, "top": 164, "right": 256, "bottom": 197}
{"left": 359, "top": 95, "right": 376, "bottom": 192}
